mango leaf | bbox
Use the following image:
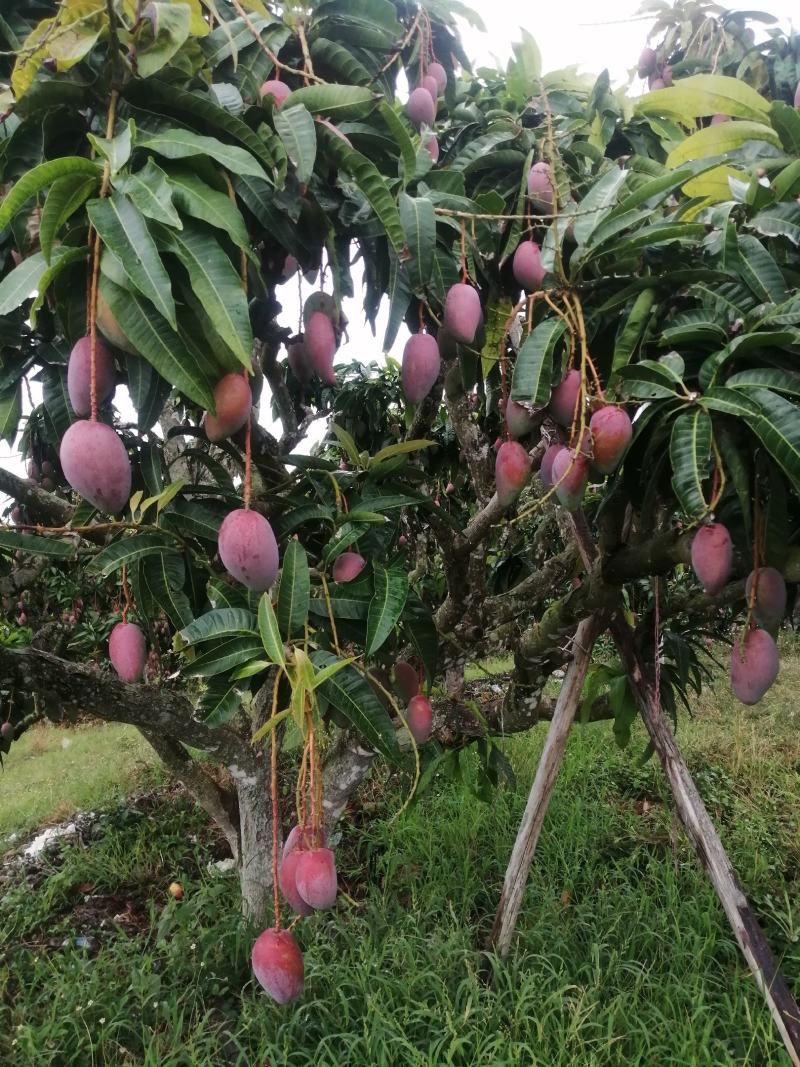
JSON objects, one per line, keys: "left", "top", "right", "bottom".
{"left": 114, "top": 159, "right": 182, "bottom": 228}
{"left": 136, "top": 2, "right": 192, "bottom": 78}
{"left": 140, "top": 551, "right": 193, "bottom": 629}
{"left": 166, "top": 168, "right": 251, "bottom": 251}
{"left": 330, "top": 423, "right": 362, "bottom": 466}
{"left": 572, "top": 167, "right": 628, "bottom": 248}
{"left": 86, "top": 533, "right": 179, "bottom": 577}
{"left": 636, "top": 74, "right": 770, "bottom": 123}
{"left": 277, "top": 540, "right": 310, "bottom": 640}
{"left": 197, "top": 675, "right": 241, "bottom": 727}
{"left": 323, "top": 135, "right": 405, "bottom": 254}
{"left": 617, "top": 361, "right": 685, "bottom": 400}
{"left": 157, "top": 221, "right": 252, "bottom": 366}
{"left": 669, "top": 408, "right": 711, "bottom": 520}
{"left": 312, "top": 650, "right": 400, "bottom": 763}
{"left": 511, "top": 318, "right": 566, "bottom": 408}
{"left": 310, "top": 38, "right": 372, "bottom": 86}
{"left": 126, "top": 352, "right": 171, "bottom": 431}
{"left": 727, "top": 368, "right": 800, "bottom": 397}
{"left": 403, "top": 595, "right": 438, "bottom": 686}
{"left": 29, "top": 246, "right": 89, "bottom": 327}
{"left": 383, "top": 251, "right": 412, "bottom": 350}
{"left": 183, "top": 636, "right": 263, "bottom": 678}
{"left": 178, "top": 608, "right": 257, "bottom": 646}
{"left": 286, "top": 84, "right": 377, "bottom": 121}
{"left": 736, "top": 234, "right": 787, "bottom": 304}
{"left": 87, "top": 120, "right": 134, "bottom": 175}
{"left": 399, "top": 192, "right": 436, "bottom": 290}
{"left": 370, "top": 439, "right": 437, "bottom": 465}
{"left": 0, "top": 252, "right": 48, "bottom": 316}
{"left": 0, "top": 157, "right": 100, "bottom": 230}
{"left": 100, "top": 276, "right": 215, "bottom": 409}
{"left": 379, "top": 101, "right": 416, "bottom": 186}
{"left": 0, "top": 382, "right": 21, "bottom": 444}
{"left": 743, "top": 389, "right": 800, "bottom": 493}
{"left": 0, "top": 529, "right": 77, "bottom": 558}
{"left": 137, "top": 128, "right": 268, "bottom": 181}
{"left": 258, "top": 594, "right": 285, "bottom": 667}
{"left": 87, "top": 194, "right": 177, "bottom": 327}
{"left": 770, "top": 101, "right": 800, "bottom": 154}
{"left": 611, "top": 289, "right": 656, "bottom": 378}
{"left": 40, "top": 173, "right": 97, "bottom": 262}
{"left": 747, "top": 203, "right": 800, "bottom": 247}
{"left": 273, "top": 104, "right": 317, "bottom": 185}
{"left": 666, "top": 121, "right": 780, "bottom": 167}
{"left": 366, "top": 563, "right": 408, "bottom": 656}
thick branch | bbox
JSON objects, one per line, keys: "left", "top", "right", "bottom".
{"left": 0, "top": 467, "right": 73, "bottom": 525}
{"left": 0, "top": 644, "right": 250, "bottom": 768}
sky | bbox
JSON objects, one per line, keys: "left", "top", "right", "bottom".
{"left": 2, "top": 0, "right": 798, "bottom": 484}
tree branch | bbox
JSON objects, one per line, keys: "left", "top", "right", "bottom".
{"left": 0, "top": 467, "right": 73, "bottom": 525}
{"left": 0, "top": 644, "right": 251, "bottom": 769}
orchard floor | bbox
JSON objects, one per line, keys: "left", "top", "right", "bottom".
{"left": 1, "top": 653, "right": 799, "bottom": 1066}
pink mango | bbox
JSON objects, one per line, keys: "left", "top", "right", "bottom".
{"left": 295, "top": 847, "right": 338, "bottom": 910}
{"left": 551, "top": 447, "right": 589, "bottom": 511}
{"left": 251, "top": 928, "right": 304, "bottom": 1004}
{"left": 218, "top": 509, "right": 279, "bottom": 591}
{"left": 305, "top": 311, "right": 337, "bottom": 386}
{"left": 204, "top": 373, "right": 251, "bottom": 443}
{"left": 549, "top": 369, "right": 582, "bottom": 427}
{"left": 332, "top": 551, "right": 366, "bottom": 583}
{"left": 402, "top": 332, "right": 441, "bottom": 404}
{"left": 278, "top": 850, "right": 313, "bottom": 916}
{"left": 443, "top": 283, "right": 481, "bottom": 344}
{"left": 589, "top": 405, "right": 632, "bottom": 474}
{"left": 407, "top": 87, "right": 435, "bottom": 127}
{"left": 407, "top": 694, "right": 433, "bottom": 743}
{"left": 260, "top": 80, "right": 291, "bottom": 108}
{"left": 60, "top": 420, "right": 132, "bottom": 514}
{"left": 527, "top": 162, "right": 555, "bottom": 213}
{"left": 512, "top": 240, "right": 545, "bottom": 291}
{"left": 67, "top": 335, "right": 116, "bottom": 415}
{"left": 730, "top": 628, "right": 779, "bottom": 706}
{"left": 109, "top": 622, "right": 146, "bottom": 683}
{"left": 495, "top": 441, "right": 532, "bottom": 507}
{"left": 691, "top": 524, "right": 732, "bottom": 596}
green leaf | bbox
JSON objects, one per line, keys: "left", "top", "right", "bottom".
{"left": 273, "top": 104, "right": 317, "bottom": 185}
{"left": 669, "top": 408, "right": 711, "bottom": 520}
{"left": 611, "top": 288, "right": 656, "bottom": 378}
{"left": 383, "top": 252, "right": 412, "bottom": 350}
{"left": 197, "top": 675, "right": 241, "bottom": 727}
{"left": 743, "top": 389, "right": 800, "bottom": 493}
{"left": 277, "top": 541, "right": 310, "bottom": 641}
{"left": 572, "top": 167, "right": 628, "bottom": 248}
{"left": 140, "top": 551, "right": 193, "bottom": 629}
{"left": 403, "top": 596, "right": 438, "bottom": 686}
{"left": 178, "top": 608, "right": 257, "bottom": 646}
{"left": 87, "top": 120, "right": 134, "bottom": 175}
{"left": 126, "top": 352, "right": 171, "bottom": 431}
{"left": 379, "top": 101, "right": 416, "bottom": 186}
{"left": 183, "top": 636, "right": 263, "bottom": 678}
{"left": 0, "top": 157, "right": 100, "bottom": 231}
{"left": 166, "top": 167, "right": 251, "bottom": 251}
{"left": 399, "top": 193, "right": 436, "bottom": 290}
{"left": 727, "top": 368, "right": 800, "bottom": 397}
{"left": 87, "top": 194, "right": 177, "bottom": 327}
{"left": 258, "top": 594, "right": 285, "bottom": 666}
{"left": 770, "top": 101, "right": 800, "bottom": 154}
{"left": 330, "top": 423, "right": 362, "bottom": 466}
{"left": 163, "top": 498, "right": 225, "bottom": 541}
{"left": 157, "top": 221, "right": 252, "bottom": 366}
{"left": 310, "top": 38, "right": 372, "bottom": 86}
{"left": 137, "top": 128, "right": 268, "bottom": 181}
{"left": 100, "top": 276, "right": 215, "bottom": 410}
{"left": 636, "top": 74, "right": 770, "bottom": 123}
{"left": 312, "top": 650, "right": 400, "bottom": 763}
{"left": 511, "top": 319, "right": 566, "bottom": 408}
{"left": 0, "top": 252, "right": 48, "bottom": 316}
{"left": 29, "top": 246, "right": 89, "bottom": 327}
{"left": 0, "top": 382, "right": 21, "bottom": 444}
{"left": 666, "top": 121, "right": 780, "bottom": 167}
{"left": 370, "top": 439, "right": 437, "bottom": 466}
{"left": 286, "top": 84, "right": 378, "bottom": 120}
{"left": 610, "top": 675, "right": 638, "bottom": 749}
{"left": 87, "top": 534, "right": 180, "bottom": 578}
{"left": 40, "top": 174, "right": 97, "bottom": 263}
{"left": 0, "top": 529, "right": 77, "bottom": 558}
{"left": 323, "top": 136, "right": 405, "bottom": 254}
{"left": 736, "top": 234, "right": 787, "bottom": 304}
{"left": 135, "top": 2, "right": 191, "bottom": 78}
{"left": 366, "top": 563, "right": 408, "bottom": 656}
{"left": 114, "top": 159, "right": 182, "bottom": 228}
{"left": 617, "top": 361, "right": 684, "bottom": 400}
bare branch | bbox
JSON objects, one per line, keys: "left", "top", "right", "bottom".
{"left": 0, "top": 467, "right": 73, "bottom": 525}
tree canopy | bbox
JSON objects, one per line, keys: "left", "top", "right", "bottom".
{"left": 0, "top": 0, "right": 799, "bottom": 1006}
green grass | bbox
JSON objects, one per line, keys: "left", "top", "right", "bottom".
{"left": 0, "top": 722, "right": 162, "bottom": 842}
{"left": 0, "top": 659, "right": 798, "bottom": 1065}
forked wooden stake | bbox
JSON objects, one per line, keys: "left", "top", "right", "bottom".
{"left": 488, "top": 613, "right": 602, "bottom": 957}
{"left": 569, "top": 513, "right": 800, "bottom": 1065}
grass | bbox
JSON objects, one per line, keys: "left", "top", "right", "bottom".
{"left": 0, "top": 656, "right": 798, "bottom": 1065}
{"left": 0, "top": 722, "right": 162, "bottom": 843}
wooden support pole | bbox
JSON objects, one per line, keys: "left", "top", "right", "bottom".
{"left": 569, "top": 514, "right": 800, "bottom": 1065}
{"left": 488, "top": 613, "right": 602, "bottom": 957}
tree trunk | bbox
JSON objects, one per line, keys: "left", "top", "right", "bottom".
{"left": 233, "top": 758, "right": 275, "bottom": 923}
